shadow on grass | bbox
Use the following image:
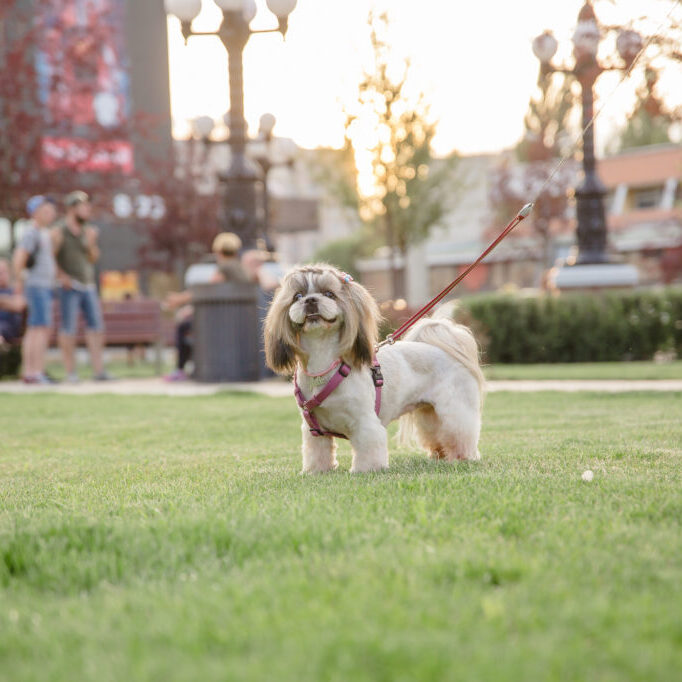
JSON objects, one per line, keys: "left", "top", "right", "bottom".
{"left": 388, "top": 454, "right": 481, "bottom": 476}
{"left": 277, "top": 453, "right": 482, "bottom": 480}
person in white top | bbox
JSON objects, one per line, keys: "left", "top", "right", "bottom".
{"left": 12, "top": 195, "right": 58, "bottom": 383}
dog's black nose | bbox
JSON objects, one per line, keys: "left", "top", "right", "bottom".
{"left": 304, "top": 297, "right": 318, "bottom": 313}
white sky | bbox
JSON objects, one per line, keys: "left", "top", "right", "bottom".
{"left": 167, "top": 0, "right": 682, "bottom": 156}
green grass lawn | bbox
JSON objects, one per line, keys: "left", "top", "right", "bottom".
{"left": 35, "top": 357, "right": 682, "bottom": 382}
{"left": 42, "top": 356, "right": 173, "bottom": 381}
{"left": 483, "top": 360, "right": 682, "bottom": 381}
{"left": 1, "top": 391, "right": 681, "bottom": 682}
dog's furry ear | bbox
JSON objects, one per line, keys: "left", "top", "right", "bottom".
{"left": 351, "top": 322, "right": 374, "bottom": 367}
{"left": 264, "top": 287, "right": 300, "bottom": 375}
{"left": 266, "top": 336, "right": 296, "bottom": 374}
{"left": 340, "top": 280, "right": 381, "bottom": 368}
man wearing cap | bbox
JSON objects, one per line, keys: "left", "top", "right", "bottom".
{"left": 53, "top": 191, "right": 110, "bottom": 381}
{"left": 12, "top": 195, "right": 58, "bottom": 383}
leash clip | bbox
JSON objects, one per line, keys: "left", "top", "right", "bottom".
{"left": 518, "top": 202, "right": 534, "bottom": 218}
{"left": 376, "top": 334, "right": 395, "bottom": 350}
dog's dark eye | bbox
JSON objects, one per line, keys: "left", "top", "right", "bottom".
{"left": 293, "top": 293, "right": 303, "bottom": 302}
{"left": 324, "top": 291, "right": 335, "bottom": 299}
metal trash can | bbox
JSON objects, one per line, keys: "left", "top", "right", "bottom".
{"left": 191, "top": 282, "right": 260, "bottom": 382}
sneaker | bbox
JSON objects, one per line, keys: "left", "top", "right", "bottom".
{"left": 164, "top": 369, "right": 188, "bottom": 382}
{"left": 93, "top": 371, "right": 114, "bottom": 381}
{"left": 23, "top": 373, "right": 58, "bottom": 385}
{"left": 65, "top": 372, "right": 80, "bottom": 384}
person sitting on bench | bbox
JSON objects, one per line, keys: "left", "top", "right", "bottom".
{"left": 0, "top": 258, "right": 25, "bottom": 347}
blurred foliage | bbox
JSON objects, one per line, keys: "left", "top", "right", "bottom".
{"left": 488, "top": 71, "right": 576, "bottom": 272}
{"left": 325, "top": 11, "right": 462, "bottom": 298}
{"left": 453, "top": 288, "right": 682, "bottom": 363}
{"left": 611, "top": 68, "right": 676, "bottom": 151}
{"left": 350, "top": 12, "right": 460, "bottom": 254}
{"left": 0, "top": 3, "right": 220, "bottom": 275}
{"left": 516, "top": 72, "right": 576, "bottom": 165}
{"left": 310, "top": 230, "right": 379, "bottom": 280}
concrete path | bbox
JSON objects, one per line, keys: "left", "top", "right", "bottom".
{"left": 0, "top": 378, "right": 681, "bottom": 397}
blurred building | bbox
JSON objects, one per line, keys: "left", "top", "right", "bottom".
{"left": 357, "top": 143, "right": 682, "bottom": 302}
{"left": 357, "top": 154, "right": 515, "bottom": 303}
{"left": 174, "top": 137, "right": 357, "bottom": 267}
{"left": 600, "top": 144, "right": 682, "bottom": 285}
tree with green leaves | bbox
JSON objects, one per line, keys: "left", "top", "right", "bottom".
{"left": 489, "top": 67, "right": 576, "bottom": 278}
{"left": 612, "top": 68, "right": 675, "bottom": 151}
{"left": 326, "top": 11, "right": 459, "bottom": 299}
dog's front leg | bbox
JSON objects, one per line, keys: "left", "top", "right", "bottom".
{"left": 349, "top": 418, "right": 389, "bottom": 473}
{"left": 301, "top": 422, "right": 338, "bottom": 474}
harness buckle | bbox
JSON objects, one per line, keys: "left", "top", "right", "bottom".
{"left": 338, "top": 363, "right": 351, "bottom": 377}
{"left": 371, "top": 364, "right": 384, "bottom": 387}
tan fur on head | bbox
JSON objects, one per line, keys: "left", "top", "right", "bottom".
{"left": 264, "top": 263, "right": 381, "bottom": 374}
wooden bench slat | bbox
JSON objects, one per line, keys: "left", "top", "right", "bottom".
{"left": 49, "top": 299, "right": 164, "bottom": 348}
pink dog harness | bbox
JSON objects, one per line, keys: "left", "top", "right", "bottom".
{"left": 294, "top": 357, "right": 384, "bottom": 439}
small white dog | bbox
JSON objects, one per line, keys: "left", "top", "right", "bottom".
{"left": 264, "top": 264, "right": 485, "bottom": 473}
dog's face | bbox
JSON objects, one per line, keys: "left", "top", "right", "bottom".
{"left": 287, "top": 268, "right": 345, "bottom": 333}
{"left": 265, "top": 264, "right": 381, "bottom": 374}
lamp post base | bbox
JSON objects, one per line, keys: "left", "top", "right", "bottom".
{"left": 549, "top": 262, "right": 639, "bottom": 291}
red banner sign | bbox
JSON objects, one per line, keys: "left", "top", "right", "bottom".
{"left": 41, "top": 137, "right": 134, "bottom": 174}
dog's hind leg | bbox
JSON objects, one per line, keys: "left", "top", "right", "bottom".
{"left": 408, "top": 405, "right": 447, "bottom": 460}
{"left": 432, "top": 396, "right": 481, "bottom": 462}
{"left": 301, "top": 423, "right": 338, "bottom": 474}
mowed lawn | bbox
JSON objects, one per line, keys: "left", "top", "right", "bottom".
{"left": 1, "top": 391, "right": 681, "bottom": 682}
{"left": 483, "top": 360, "right": 682, "bottom": 381}
{"left": 35, "top": 356, "right": 682, "bottom": 382}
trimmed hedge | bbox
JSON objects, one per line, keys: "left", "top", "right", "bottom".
{"left": 453, "top": 288, "right": 682, "bottom": 364}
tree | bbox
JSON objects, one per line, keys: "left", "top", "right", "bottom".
{"left": 488, "top": 68, "right": 576, "bottom": 276}
{"left": 0, "top": 2, "right": 143, "bottom": 226}
{"left": 136, "top": 141, "right": 221, "bottom": 280}
{"left": 612, "top": 68, "right": 675, "bottom": 151}
{"left": 0, "top": 0, "right": 220, "bottom": 279}
{"left": 341, "top": 11, "right": 459, "bottom": 299}
{"left": 490, "top": 0, "right": 682, "bottom": 279}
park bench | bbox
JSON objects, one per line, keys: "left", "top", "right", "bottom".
{"left": 49, "top": 298, "right": 165, "bottom": 373}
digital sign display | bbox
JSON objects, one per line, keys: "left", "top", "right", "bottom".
{"left": 35, "top": 0, "right": 134, "bottom": 174}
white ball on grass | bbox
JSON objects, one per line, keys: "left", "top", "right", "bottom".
{"left": 581, "top": 470, "right": 594, "bottom": 482}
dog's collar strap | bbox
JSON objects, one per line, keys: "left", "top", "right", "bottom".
{"left": 301, "top": 358, "right": 342, "bottom": 378}
{"left": 294, "top": 356, "right": 383, "bottom": 440}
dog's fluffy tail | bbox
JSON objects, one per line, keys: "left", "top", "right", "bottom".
{"left": 397, "top": 314, "right": 485, "bottom": 447}
{"left": 402, "top": 315, "right": 485, "bottom": 394}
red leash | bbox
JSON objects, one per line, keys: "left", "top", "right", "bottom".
{"left": 377, "top": 203, "right": 534, "bottom": 349}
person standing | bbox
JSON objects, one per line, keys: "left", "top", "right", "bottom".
{"left": 12, "top": 195, "right": 58, "bottom": 383}
{"left": 53, "top": 191, "right": 110, "bottom": 382}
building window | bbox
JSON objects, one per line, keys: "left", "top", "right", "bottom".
{"left": 632, "top": 187, "right": 663, "bottom": 210}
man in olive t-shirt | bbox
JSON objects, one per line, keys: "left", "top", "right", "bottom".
{"left": 53, "top": 191, "right": 110, "bottom": 382}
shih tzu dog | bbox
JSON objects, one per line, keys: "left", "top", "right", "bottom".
{"left": 264, "top": 264, "right": 485, "bottom": 473}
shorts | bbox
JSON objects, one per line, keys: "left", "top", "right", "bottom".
{"left": 26, "top": 285, "right": 53, "bottom": 328}
{"left": 59, "top": 286, "right": 103, "bottom": 335}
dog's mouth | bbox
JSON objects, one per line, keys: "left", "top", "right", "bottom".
{"left": 304, "top": 313, "right": 337, "bottom": 325}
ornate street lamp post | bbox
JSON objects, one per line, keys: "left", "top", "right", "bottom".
{"left": 532, "top": 1, "right": 642, "bottom": 267}
{"left": 165, "top": 0, "right": 297, "bottom": 248}
{"left": 250, "top": 113, "right": 296, "bottom": 248}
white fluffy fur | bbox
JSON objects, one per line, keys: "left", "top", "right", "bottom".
{"left": 264, "top": 264, "right": 485, "bottom": 473}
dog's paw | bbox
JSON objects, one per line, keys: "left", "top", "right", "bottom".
{"left": 301, "top": 462, "right": 339, "bottom": 475}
